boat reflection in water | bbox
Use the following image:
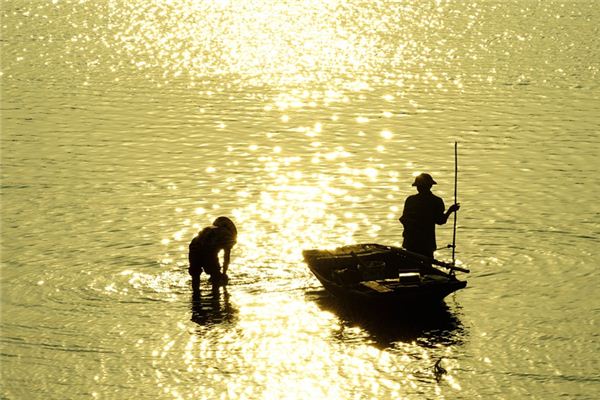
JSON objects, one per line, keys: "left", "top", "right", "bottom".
{"left": 190, "top": 285, "right": 238, "bottom": 327}
{"left": 308, "top": 290, "right": 465, "bottom": 349}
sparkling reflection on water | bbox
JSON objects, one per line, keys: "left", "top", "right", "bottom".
{"left": 148, "top": 287, "right": 465, "bottom": 399}
{"left": 2, "top": 0, "right": 600, "bottom": 399}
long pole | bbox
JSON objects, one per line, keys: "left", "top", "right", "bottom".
{"left": 452, "top": 142, "right": 458, "bottom": 266}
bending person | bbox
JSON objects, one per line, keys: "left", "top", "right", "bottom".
{"left": 188, "top": 216, "right": 237, "bottom": 291}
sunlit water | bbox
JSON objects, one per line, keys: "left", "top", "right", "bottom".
{"left": 1, "top": 1, "right": 599, "bottom": 399}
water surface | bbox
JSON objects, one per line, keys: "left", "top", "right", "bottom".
{"left": 2, "top": 1, "right": 599, "bottom": 399}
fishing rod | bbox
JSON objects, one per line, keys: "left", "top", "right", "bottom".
{"left": 451, "top": 142, "right": 458, "bottom": 267}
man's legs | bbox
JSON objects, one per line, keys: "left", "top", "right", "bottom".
{"left": 405, "top": 246, "right": 436, "bottom": 272}
{"left": 208, "top": 271, "right": 227, "bottom": 287}
{"left": 189, "top": 265, "right": 202, "bottom": 293}
{"left": 191, "top": 273, "right": 201, "bottom": 293}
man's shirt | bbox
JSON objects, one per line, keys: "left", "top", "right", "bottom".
{"left": 400, "top": 191, "right": 446, "bottom": 255}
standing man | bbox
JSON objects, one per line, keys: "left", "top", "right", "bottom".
{"left": 399, "top": 173, "right": 460, "bottom": 259}
{"left": 188, "top": 216, "right": 237, "bottom": 291}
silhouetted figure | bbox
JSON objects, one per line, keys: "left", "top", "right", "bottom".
{"left": 188, "top": 216, "right": 237, "bottom": 292}
{"left": 399, "top": 173, "right": 459, "bottom": 259}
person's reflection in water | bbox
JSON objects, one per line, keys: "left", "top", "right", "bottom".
{"left": 190, "top": 285, "right": 237, "bottom": 326}
{"left": 399, "top": 173, "right": 460, "bottom": 260}
{"left": 188, "top": 216, "right": 237, "bottom": 292}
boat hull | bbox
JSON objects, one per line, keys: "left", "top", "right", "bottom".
{"left": 303, "top": 243, "right": 467, "bottom": 308}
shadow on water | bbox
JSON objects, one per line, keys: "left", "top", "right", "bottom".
{"left": 190, "top": 285, "right": 238, "bottom": 326}
{"left": 307, "top": 290, "right": 466, "bottom": 349}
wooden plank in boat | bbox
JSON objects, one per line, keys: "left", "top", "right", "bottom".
{"left": 360, "top": 280, "right": 393, "bottom": 293}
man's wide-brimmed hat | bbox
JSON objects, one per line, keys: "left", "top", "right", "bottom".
{"left": 412, "top": 173, "right": 437, "bottom": 187}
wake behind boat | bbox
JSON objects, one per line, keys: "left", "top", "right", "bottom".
{"left": 303, "top": 243, "right": 468, "bottom": 308}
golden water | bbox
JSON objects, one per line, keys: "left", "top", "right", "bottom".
{"left": 1, "top": 1, "right": 599, "bottom": 399}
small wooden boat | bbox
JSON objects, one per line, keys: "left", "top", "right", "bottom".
{"left": 303, "top": 243, "right": 468, "bottom": 308}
